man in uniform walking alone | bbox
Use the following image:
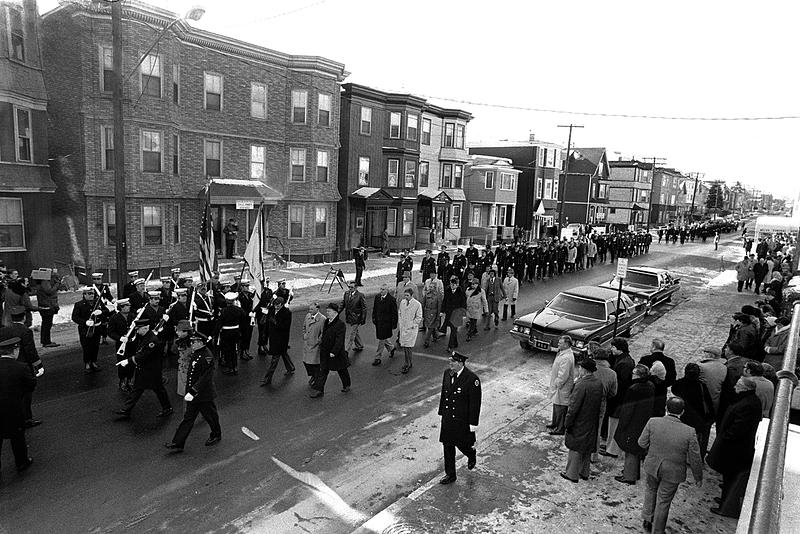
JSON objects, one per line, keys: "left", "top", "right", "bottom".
{"left": 438, "top": 351, "right": 481, "bottom": 485}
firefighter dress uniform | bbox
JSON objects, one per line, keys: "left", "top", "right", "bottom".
{"left": 438, "top": 351, "right": 482, "bottom": 484}
{"left": 215, "top": 292, "right": 246, "bottom": 374}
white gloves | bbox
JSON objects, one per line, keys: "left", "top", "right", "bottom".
{"left": 120, "top": 336, "right": 128, "bottom": 343}
{"left": 163, "top": 314, "right": 170, "bottom": 321}
{"left": 85, "top": 320, "right": 95, "bottom": 327}
{"left": 470, "top": 425, "right": 478, "bottom": 433}
{"left": 184, "top": 393, "right": 194, "bottom": 402}
{"left": 116, "top": 359, "right": 130, "bottom": 367}
{"left": 36, "top": 368, "right": 45, "bottom": 378}
{"left": 92, "top": 309, "right": 103, "bottom": 316}
{"left": 249, "top": 312, "right": 256, "bottom": 317}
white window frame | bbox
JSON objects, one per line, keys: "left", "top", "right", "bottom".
{"left": 455, "top": 124, "right": 465, "bottom": 149}
{"left": 314, "top": 206, "right": 328, "bottom": 237}
{"left": 318, "top": 93, "right": 332, "bottom": 127}
{"left": 537, "top": 147, "right": 545, "bottom": 167}
{"left": 387, "top": 159, "right": 399, "bottom": 187}
{"left": 496, "top": 205, "right": 507, "bottom": 227}
{"left": 450, "top": 203, "right": 461, "bottom": 228}
{"left": 290, "top": 148, "right": 306, "bottom": 182}
{"left": 288, "top": 205, "right": 305, "bottom": 238}
{"left": 251, "top": 82, "right": 267, "bottom": 119}
{"left": 443, "top": 123, "right": 455, "bottom": 147}
{"left": 404, "top": 161, "right": 415, "bottom": 188}
{"left": 360, "top": 106, "right": 372, "bottom": 135}
{"left": 250, "top": 145, "right": 266, "bottom": 180}
{"left": 402, "top": 208, "right": 414, "bottom": 236}
{"left": 99, "top": 45, "right": 113, "bottom": 93}
{"left": 499, "top": 172, "right": 515, "bottom": 191}
{"left": 471, "top": 206, "right": 482, "bottom": 227}
{"left": 101, "top": 125, "right": 114, "bottom": 171}
{"left": 13, "top": 106, "right": 32, "bottom": 163}
{"left": 484, "top": 171, "right": 495, "bottom": 189}
{"left": 544, "top": 180, "right": 553, "bottom": 200}
{"left": 103, "top": 202, "right": 115, "bottom": 246}
{"left": 553, "top": 178, "right": 559, "bottom": 199}
{"left": 140, "top": 129, "right": 162, "bottom": 173}
{"left": 536, "top": 177, "right": 544, "bottom": 198}
{"left": 204, "top": 139, "right": 222, "bottom": 177}
{"left": 140, "top": 54, "right": 162, "bottom": 98}
{"left": 173, "top": 204, "right": 181, "bottom": 244}
{"left": 141, "top": 205, "right": 164, "bottom": 246}
{"left": 389, "top": 112, "right": 402, "bottom": 139}
{"left": 316, "top": 150, "right": 329, "bottom": 182}
{"left": 441, "top": 163, "right": 453, "bottom": 188}
{"left": 407, "top": 114, "right": 418, "bottom": 141}
{"left": 204, "top": 72, "right": 223, "bottom": 110}
{"left": 453, "top": 164, "right": 463, "bottom": 188}
{"left": 358, "top": 156, "right": 370, "bottom": 185}
{"left": 386, "top": 208, "right": 397, "bottom": 235}
{"left": 291, "top": 89, "right": 308, "bottom": 124}
{"left": 0, "top": 198, "right": 25, "bottom": 251}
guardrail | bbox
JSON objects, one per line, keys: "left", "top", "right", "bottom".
{"left": 747, "top": 298, "right": 800, "bottom": 533}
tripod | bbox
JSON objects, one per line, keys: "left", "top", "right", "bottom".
{"left": 321, "top": 266, "right": 347, "bottom": 293}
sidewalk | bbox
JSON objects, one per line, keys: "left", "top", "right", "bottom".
{"left": 351, "top": 267, "right": 752, "bottom": 533}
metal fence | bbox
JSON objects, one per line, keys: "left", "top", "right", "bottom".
{"left": 747, "top": 299, "right": 800, "bottom": 533}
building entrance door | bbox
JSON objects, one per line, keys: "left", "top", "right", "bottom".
{"left": 434, "top": 206, "right": 446, "bottom": 239}
{"left": 365, "top": 208, "right": 386, "bottom": 248}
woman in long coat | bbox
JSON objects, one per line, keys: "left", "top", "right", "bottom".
{"left": 614, "top": 365, "right": 655, "bottom": 483}
{"left": 464, "top": 281, "right": 487, "bottom": 341}
{"left": 397, "top": 290, "right": 422, "bottom": 374}
{"left": 309, "top": 303, "right": 350, "bottom": 397}
{"left": 302, "top": 303, "right": 326, "bottom": 387}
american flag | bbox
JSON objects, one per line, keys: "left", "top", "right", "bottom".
{"left": 199, "top": 182, "right": 217, "bottom": 284}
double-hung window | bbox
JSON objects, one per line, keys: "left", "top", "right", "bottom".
{"left": 204, "top": 73, "right": 222, "bottom": 110}
{"left": 0, "top": 198, "right": 24, "bottom": 249}
{"left": 204, "top": 140, "right": 221, "bottom": 177}
{"left": 358, "top": 157, "right": 370, "bottom": 185}
{"left": 389, "top": 112, "right": 401, "bottom": 139}
{"left": 421, "top": 118, "right": 431, "bottom": 145}
{"left": 500, "top": 172, "right": 515, "bottom": 191}
{"left": 441, "top": 164, "right": 453, "bottom": 188}
{"left": 172, "top": 134, "right": 179, "bottom": 174}
{"left": 450, "top": 203, "right": 461, "bottom": 228}
{"left": 100, "top": 46, "right": 113, "bottom": 92}
{"left": 387, "top": 208, "right": 397, "bottom": 235}
{"left": 387, "top": 159, "right": 399, "bottom": 187}
{"left": 8, "top": 8, "right": 24, "bottom": 62}
{"left": 140, "top": 55, "right": 161, "bottom": 98}
{"left": 14, "top": 108, "right": 31, "bottom": 162}
{"left": 443, "top": 123, "right": 455, "bottom": 147}
{"left": 484, "top": 171, "right": 495, "bottom": 189}
{"left": 402, "top": 209, "right": 414, "bottom": 235}
{"left": 404, "top": 161, "right": 415, "bottom": 188}
{"left": 316, "top": 150, "right": 329, "bottom": 182}
{"left": 251, "top": 82, "right": 267, "bottom": 119}
{"left": 104, "top": 204, "right": 116, "bottom": 246}
{"left": 289, "top": 206, "right": 304, "bottom": 238}
{"left": 250, "top": 145, "right": 266, "bottom": 180}
{"left": 360, "top": 107, "right": 372, "bottom": 135}
{"left": 315, "top": 207, "right": 328, "bottom": 237}
{"left": 419, "top": 162, "right": 429, "bottom": 187}
{"left": 142, "top": 206, "right": 163, "bottom": 245}
{"left": 407, "top": 114, "right": 418, "bottom": 141}
{"left": 318, "top": 93, "right": 331, "bottom": 126}
{"left": 455, "top": 124, "right": 465, "bottom": 149}
{"left": 141, "top": 130, "right": 162, "bottom": 173}
{"left": 453, "top": 165, "right": 463, "bottom": 188}
{"left": 101, "top": 126, "right": 114, "bottom": 171}
{"left": 290, "top": 148, "right": 306, "bottom": 182}
{"left": 291, "top": 90, "right": 307, "bottom": 123}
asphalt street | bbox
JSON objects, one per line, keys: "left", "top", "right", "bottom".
{"left": 0, "top": 238, "right": 729, "bottom": 534}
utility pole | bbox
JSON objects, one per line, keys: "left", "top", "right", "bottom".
{"left": 111, "top": 0, "right": 127, "bottom": 296}
{"left": 689, "top": 172, "right": 704, "bottom": 219}
{"left": 643, "top": 156, "right": 666, "bottom": 231}
{"left": 556, "top": 124, "right": 583, "bottom": 228}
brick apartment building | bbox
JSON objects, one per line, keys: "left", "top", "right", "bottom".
{"left": 41, "top": 0, "right": 347, "bottom": 274}
{"left": 469, "top": 136, "right": 563, "bottom": 240}
{"left": 461, "top": 155, "right": 520, "bottom": 243}
{"left": 0, "top": 0, "right": 56, "bottom": 272}
{"left": 561, "top": 147, "right": 610, "bottom": 226}
{"left": 650, "top": 167, "right": 686, "bottom": 225}
{"left": 606, "top": 159, "right": 653, "bottom": 231}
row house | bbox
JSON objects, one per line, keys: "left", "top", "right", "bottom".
{"left": 0, "top": 0, "right": 56, "bottom": 272}
{"left": 461, "top": 155, "right": 520, "bottom": 243}
{"left": 42, "top": 0, "right": 347, "bottom": 273}
{"left": 469, "top": 135, "right": 563, "bottom": 239}
{"left": 418, "top": 104, "right": 472, "bottom": 247}
{"left": 650, "top": 167, "right": 686, "bottom": 225}
{"left": 562, "top": 147, "right": 610, "bottom": 226}
{"left": 606, "top": 160, "right": 653, "bottom": 230}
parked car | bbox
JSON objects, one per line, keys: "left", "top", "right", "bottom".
{"left": 599, "top": 266, "right": 679, "bottom": 313}
{"left": 510, "top": 286, "right": 647, "bottom": 354}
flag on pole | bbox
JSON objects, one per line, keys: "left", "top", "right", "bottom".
{"left": 243, "top": 204, "right": 264, "bottom": 306}
{"left": 199, "top": 182, "right": 217, "bottom": 284}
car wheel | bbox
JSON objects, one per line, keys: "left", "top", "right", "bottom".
{"left": 519, "top": 341, "right": 532, "bottom": 350}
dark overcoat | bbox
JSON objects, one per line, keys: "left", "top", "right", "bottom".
{"left": 130, "top": 331, "right": 165, "bottom": 389}
{"left": 268, "top": 306, "right": 292, "bottom": 355}
{"left": 707, "top": 390, "right": 762, "bottom": 475}
{"left": 372, "top": 293, "right": 398, "bottom": 340}
{"left": 0, "top": 357, "right": 36, "bottom": 437}
{"left": 185, "top": 347, "right": 216, "bottom": 402}
{"left": 438, "top": 367, "right": 481, "bottom": 446}
{"left": 614, "top": 377, "right": 655, "bottom": 455}
{"left": 319, "top": 316, "right": 348, "bottom": 371}
{"left": 564, "top": 373, "right": 604, "bottom": 453}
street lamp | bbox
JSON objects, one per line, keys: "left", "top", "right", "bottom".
{"left": 110, "top": 2, "right": 204, "bottom": 295}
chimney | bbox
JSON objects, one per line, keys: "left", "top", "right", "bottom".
{"left": 528, "top": 132, "right": 536, "bottom": 142}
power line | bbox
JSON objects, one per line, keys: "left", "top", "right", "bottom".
{"left": 214, "top": 0, "right": 330, "bottom": 29}
{"left": 418, "top": 94, "right": 800, "bottom": 122}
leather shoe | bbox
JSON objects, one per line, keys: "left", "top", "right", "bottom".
{"left": 205, "top": 435, "right": 221, "bottom": 447}
{"left": 439, "top": 475, "right": 456, "bottom": 485}
{"left": 309, "top": 390, "right": 324, "bottom": 398}
{"left": 467, "top": 456, "right": 476, "bottom": 470}
{"left": 156, "top": 408, "right": 174, "bottom": 417}
{"left": 16, "top": 458, "right": 33, "bottom": 472}
{"left": 642, "top": 520, "right": 652, "bottom": 532}
{"left": 599, "top": 451, "right": 619, "bottom": 458}
{"left": 560, "top": 472, "right": 578, "bottom": 483}
{"left": 164, "top": 442, "right": 183, "bottom": 452}
{"left": 545, "top": 424, "right": 557, "bottom": 429}
{"left": 710, "top": 507, "right": 737, "bottom": 518}
{"left": 614, "top": 475, "right": 635, "bottom": 485}
{"left": 548, "top": 430, "right": 565, "bottom": 435}
{"left": 24, "top": 419, "right": 42, "bottom": 428}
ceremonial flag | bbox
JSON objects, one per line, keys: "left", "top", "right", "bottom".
{"left": 199, "top": 182, "right": 217, "bottom": 284}
{"left": 243, "top": 203, "right": 265, "bottom": 306}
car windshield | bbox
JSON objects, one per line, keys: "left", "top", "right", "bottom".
{"left": 548, "top": 294, "right": 606, "bottom": 320}
{"left": 624, "top": 271, "right": 658, "bottom": 287}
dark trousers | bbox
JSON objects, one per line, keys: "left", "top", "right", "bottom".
{"left": 719, "top": 469, "right": 749, "bottom": 517}
{"left": 443, "top": 441, "right": 476, "bottom": 478}
{"left": 171, "top": 400, "right": 221, "bottom": 447}
{"left": 22, "top": 391, "right": 33, "bottom": 422}
{"left": 240, "top": 325, "right": 253, "bottom": 354}
{"left": 122, "top": 383, "right": 172, "bottom": 413}
{"left": 225, "top": 240, "right": 235, "bottom": 259}
{"left": 355, "top": 264, "right": 364, "bottom": 285}
{"left": 303, "top": 362, "right": 320, "bottom": 385}
{"left": 39, "top": 310, "right": 54, "bottom": 345}
{"left": 502, "top": 304, "right": 516, "bottom": 320}
{"left": 440, "top": 314, "right": 459, "bottom": 349}
{"left": 79, "top": 332, "right": 100, "bottom": 364}
{"left": 697, "top": 424, "right": 711, "bottom": 458}
{"left": 263, "top": 352, "right": 295, "bottom": 381}
{"left": 219, "top": 331, "right": 240, "bottom": 370}
{"left": 565, "top": 450, "right": 591, "bottom": 480}
{"left": 551, "top": 404, "right": 568, "bottom": 433}
{"left": 737, "top": 280, "right": 744, "bottom": 292}
{"left": 314, "top": 366, "right": 350, "bottom": 393}
{"left": 0, "top": 432, "right": 29, "bottom": 469}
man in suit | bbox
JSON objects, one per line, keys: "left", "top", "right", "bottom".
{"left": 0, "top": 306, "right": 44, "bottom": 428}
{"left": 395, "top": 250, "right": 413, "bottom": 285}
{"left": 438, "top": 351, "right": 481, "bottom": 484}
{"left": 548, "top": 336, "right": 575, "bottom": 435}
{"left": 371, "top": 284, "right": 397, "bottom": 367}
{"left": 0, "top": 337, "right": 35, "bottom": 473}
{"left": 638, "top": 339, "right": 677, "bottom": 417}
{"left": 341, "top": 281, "right": 366, "bottom": 353}
{"left": 562, "top": 358, "right": 604, "bottom": 482}
{"left": 637, "top": 397, "right": 703, "bottom": 534}
{"left": 261, "top": 297, "right": 294, "bottom": 386}
{"left": 437, "top": 245, "right": 451, "bottom": 282}
{"left": 353, "top": 246, "right": 367, "bottom": 286}
{"left": 165, "top": 332, "right": 221, "bottom": 451}
{"left": 420, "top": 249, "right": 437, "bottom": 283}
